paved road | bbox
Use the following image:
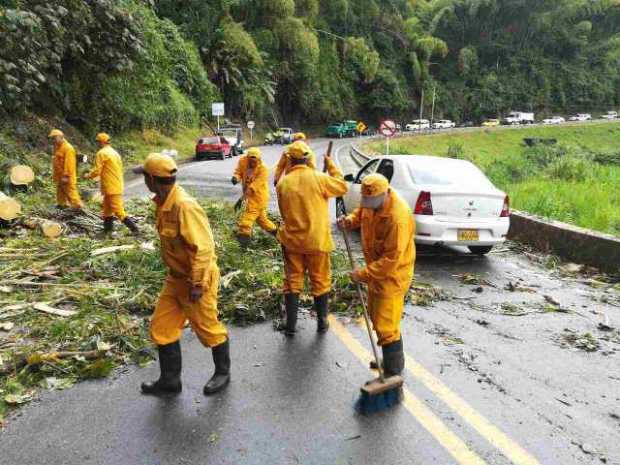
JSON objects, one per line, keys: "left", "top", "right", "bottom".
{"left": 2, "top": 138, "right": 620, "bottom": 465}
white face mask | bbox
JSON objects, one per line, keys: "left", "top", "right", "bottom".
{"left": 361, "top": 193, "right": 387, "bottom": 210}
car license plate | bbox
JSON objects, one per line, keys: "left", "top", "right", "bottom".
{"left": 458, "top": 229, "right": 479, "bottom": 241}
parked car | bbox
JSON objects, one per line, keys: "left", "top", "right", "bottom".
{"left": 219, "top": 126, "right": 244, "bottom": 156}
{"left": 432, "top": 119, "right": 456, "bottom": 129}
{"left": 481, "top": 119, "right": 500, "bottom": 127}
{"left": 338, "top": 155, "right": 510, "bottom": 255}
{"left": 326, "top": 120, "right": 358, "bottom": 138}
{"left": 277, "top": 127, "right": 294, "bottom": 144}
{"left": 601, "top": 111, "right": 618, "bottom": 120}
{"left": 569, "top": 113, "right": 592, "bottom": 121}
{"left": 195, "top": 136, "right": 232, "bottom": 160}
{"left": 405, "top": 119, "right": 431, "bottom": 131}
{"left": 503, "top": 111, "right": 535, "bottom": 125}
{"left": 542, "top": 116, "right": 565, "bottom": 125}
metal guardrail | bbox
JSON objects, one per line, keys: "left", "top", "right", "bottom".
{"left": 349, "top": 144, "right": 371, "bottom": 167}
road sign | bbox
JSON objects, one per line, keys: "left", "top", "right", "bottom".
{"left": 356, "top": 121, "right": 367, "bottom": 134}
{"left": 212, "top": 102, "right": 225, "bottom": 117}
{"left": 379, "top": 120, "right": 397, "bottom": 137}
{"left": 247, "top": 121, "right": 255, "bottom": 129}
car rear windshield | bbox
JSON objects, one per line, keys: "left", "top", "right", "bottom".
{"left": 408, "top": 160, "right": 494, "bottom": 188}
{"left": 199, "top": 137, "right": 220, "bottom": 145}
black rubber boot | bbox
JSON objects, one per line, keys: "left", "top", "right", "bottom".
{"left": 141, "top": 341, "right": 182, "bottom": 395}
{"left": 382, "top": 338, "right": 404, "bottom": 377}
{"left": 236, "top": 233, "right": 251, "bottom": 248}
{"left": 122, "top": 217, "right": 140, "bottom": 235}
{"left": 203, "top": 339, "right": 231, "bottom": 395}
{"left": 284, "top": 293, "right": 299, "bottom": 337}
{"left": 102, "top": 216, "right": 114, "bottom": 234}
{"left": 314, "top": 293, "right": 330, "bottom": 333}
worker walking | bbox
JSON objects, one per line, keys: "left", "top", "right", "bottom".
{"left": 337, "top": 174, "right": 415, "bottom": 377}
{"left": 49, "top": 129, "right": 83, "bottom": 209}
{"left": 273, "top": 133, "right": 317, "bottom": 186}
{"left": 83, "top": 133, "right": 139, "bottom": 235}
{"left": 231, "top": 147, "right": 277, "bottom": 246}
{"left": 134, "top": 153, "right": 231, "bottom": 396}
{"left": 276, "top": 141, "right": 348, "bottom": 336}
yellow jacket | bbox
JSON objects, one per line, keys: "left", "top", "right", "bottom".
{"left": 276, "top": 158, "right": 347, "bottom": 253}
{"left": 345, "top": 190, "right": 416, "bottom": 295}
{"left": 233, "top": 155, "right": 270, "bottom": 210}
{"left": 155, "top": 185, "right": 218, "bottom": 286}
{"left": 274, "top": 148, "right": 317, "bottom": 184}
{"left": 85, "top": 145, "right": 124, "bottom": 195}
{"left": 53, "top": 140, "right": 78, "bottom": 185}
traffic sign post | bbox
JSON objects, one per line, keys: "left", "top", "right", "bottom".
{"left": 212, "top": 102, "right": 225, "bottom": 131}
{"left": 379, "top": 120, "right": 397, "bottom": 155}
{"left": 247, "top": 120, "right": 255, "bottom": 140}
{"left": 356, "top": 121, "right": 367, "bottom": 136}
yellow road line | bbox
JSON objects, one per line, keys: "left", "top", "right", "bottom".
{"left": 329, "top": 315, "right": 487, "bottom": 465}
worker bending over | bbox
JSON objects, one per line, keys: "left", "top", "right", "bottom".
{"left": 135, "top": 153, "right": 230, "bottom": 396}
{"left": 49, "top": 129, "right": 83, "bottom": 209}
{"left": 83, "top": 133, "right": 139, "bottom": 235}
{"left": 273, "top": 132, "right": 316, "bottom": 186}
{"left": 276, "top": 141, "right": 348, "bottom": 336}
{"left": 231, "top": 147, "right": 277, "bottom": 246}
{"left": 338, "top": 174, "right": 415, "bottom": 377}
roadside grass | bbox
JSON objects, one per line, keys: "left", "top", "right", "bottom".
{"left": 365, "top": 122, "right": 620, "bottom": 235}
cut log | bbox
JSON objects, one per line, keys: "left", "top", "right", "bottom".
{"left": 0, "top": 192, "right": 21, "bottom": 221}
{"left": 9, "top": 165, "right": 35, "bottom": 185}
{"left": 40, "top": 220, "right": 63, "bottom": 238}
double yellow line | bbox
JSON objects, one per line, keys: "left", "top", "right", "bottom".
{"left": 328, "top": 315, "right": 542, "bottom": 465}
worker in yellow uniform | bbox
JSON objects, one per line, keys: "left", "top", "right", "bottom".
{"left": 273, "top": 132, "right": 317, "bottom": 186}
{"left": 231, "top": 147, "right": 277, "bottom": 246}
{"left": 276, "top": 140, "right": 348, "bottom": 336}
{"left": 83, "top": 133, "right": 139, "bottom": 235}
{"left": 49, "top": 129, "right": 83, "bottom": 209}
{"left": 134, "top": 153, "right": 230, "bottom": 396}
{"left": 337, "top": 173, "right": 415, "bottom": 376}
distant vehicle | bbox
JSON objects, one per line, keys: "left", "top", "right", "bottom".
{"left": 432, "top": 119, "right": 456, "bottom": 129}
{"left": 195, "top": 136, "right": 232, "bottom": 160}
{"left": 339, "top": 155, "right": 510, "bottom": 255}
{"left": 569, "top": 113, "right": 592, "bottom": 122}
{"left": 542, "top": 116, "right": 565, "bottom": 125}
{"left": 277, "top": 128, "right": 294, "bottom": 144}
{"left": 503, "top": 112, "right": 535, "bottom": 125}
{"left": 219, "top": 126, "right": 244, "bottom": 156}
{"left": 481, "top": 119, "right": 500, "bottom": 127}
{"left": 326, "top": 120, "right": 358, "bottom": 138}
{"left": 405, "top": 119, "right": 431, "bottom": 131}
{"left": 460, "top": 121, "right": 475, "bottom": 128}
{"left": 601, "top": 111, "right": 618, "bottom": 120}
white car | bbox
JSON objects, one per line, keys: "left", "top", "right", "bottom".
{"left": 432, "top": 119, "right": 456, "bottom": 129}
{"left": 339, "top": 155, "right": 510, "bottom": 255}
{"left": 569, "top": 113, "right": 592, "bottom": 122}
{"left": 542, "top": 116, "right": 565, "bottom": 125}
{"left": 405, "top": 119, "right": 430, "bottom": 131}
{"left": 601, "top": 111, "right": 617, "bottom": 120}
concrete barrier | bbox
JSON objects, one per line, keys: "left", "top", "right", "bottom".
{"left": 509, "top": 211, "right": 620, "bottom": 273}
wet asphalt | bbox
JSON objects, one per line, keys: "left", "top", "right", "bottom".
{"left": 1, "top": 138, "right": 620, "bottom": 465}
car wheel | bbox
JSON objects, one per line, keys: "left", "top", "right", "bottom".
{"left": 220, "top": 152, "right": 226, "bottom": 161}
{"left": 231, "top": 147, "right": 237, "bottom": 157}
{"left": 336, "top": 198, "right": 347, "bottom": 217}
{"left": 468, "top": 245, "right": 493, "bottom": 255}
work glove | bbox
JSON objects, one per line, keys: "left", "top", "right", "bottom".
{"left": 234, "top": 197, "right": 244, "bottom": 212}
{"left": 336, "top": 215, "right": 349, "bottom": 230}
{"left": 61, "top": 175, "right": 70, "bottom": 184}
{"left": 231, "top": 176, "right": 239, "bottom": 185}
{"left": 189, "top": 285, "right": 203, "bottom": 303}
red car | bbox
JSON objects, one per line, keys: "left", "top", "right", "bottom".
{"left": 195, "top": 136, "right": 232, "bottom": 160}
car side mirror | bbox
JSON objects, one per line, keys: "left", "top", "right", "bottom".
{"left": 344, "top": 174, "right": 355, "bottom": 182}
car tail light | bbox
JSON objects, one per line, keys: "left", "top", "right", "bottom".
{"left": 500, "top": 195, "right": 510, "bottom": 217}
{"left": 414, "top": 191, "right": 433, "bottom": 215}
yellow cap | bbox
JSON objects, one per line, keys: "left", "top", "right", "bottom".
{"left": 292, "top": 132, "right": 306, "bottom": 141}
{"left": 48, "top": 129, "right": 64, "bottom": 138}
{"left": 246, "top": 147, "right": 261, "bottom": 159}
{"left": 361, "top": 173, "right": 390, "bottom": 197}
{"left": 133, "top": 153, "right": 178, "bottom": 177}
{"left": 287, "top": 141, "right": 311, "bottom": 160}
{"left": 96, "top": 132, "right": 111, "bottom": 144}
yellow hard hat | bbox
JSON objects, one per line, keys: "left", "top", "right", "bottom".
{"left": 96, "top": 132, "right": 111, "bottom": 144}
{"left": 292, "top": 132, "right": 306, "bottom": 141}
{"left": 48, "top": 129, "right": 64, "bottom": 138}
{"left": 246, "top": 147, "right": 261, "bottom": 159}
{"left": 361, "top": 173, "right": 390, "bottom": 197}
{"left": 287, "top": 141, "right": 311, "bottom": 160}
{"left": 133, "top": 153, "right": 178, "bottom": 178}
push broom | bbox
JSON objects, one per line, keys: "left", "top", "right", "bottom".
{"left": 340, "top": 221, "right": 404, "bottom": 414}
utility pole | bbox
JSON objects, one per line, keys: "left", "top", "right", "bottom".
{"left": 430, "top": 86, "right": 436, "bottom": 132}
{"left": 419, "top": 89, "right": 424, "bottom": 120}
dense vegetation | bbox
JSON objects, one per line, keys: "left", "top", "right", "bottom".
{"left": 2, "top": 0, "right": 619, "bottom": 133}
{"left": 366, "top": 122, "right": 620, "bottom": 235}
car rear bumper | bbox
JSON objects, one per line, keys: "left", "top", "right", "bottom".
{"left": 414, "top": 216, "right": 510, "bottom": 246}
{"left": 196, "top": 151, "right": 225, "bottom": 159}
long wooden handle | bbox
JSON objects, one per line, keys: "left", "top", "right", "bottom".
{"left": 323, "top": 141, "right": 334, "bottom": 173}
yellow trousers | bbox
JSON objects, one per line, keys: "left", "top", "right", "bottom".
{"left": 102, "top": 194, "right": 127, "bottom": 221}
{"left": 283, "top": 251, "right": 331, "bottom": 297}
{"left": 150, "top": 269, "right": 228, "bottom": 348}
{"left": 238, "top": 206, "right": 276, "bottom": 236}
{"left": 368, "top": 292, "right": 405, "bottom": 346}
{"left": 56, "top": 183, "right": 83, "bottom": 208}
